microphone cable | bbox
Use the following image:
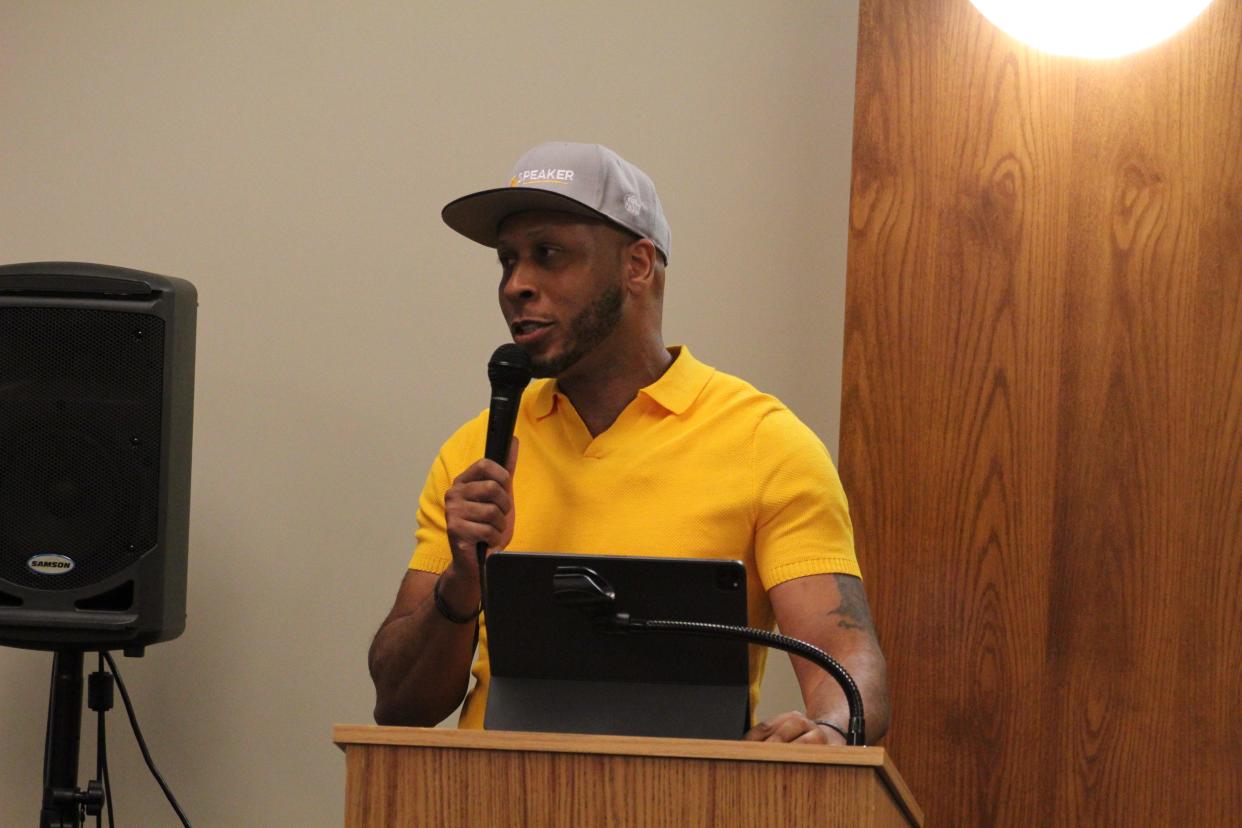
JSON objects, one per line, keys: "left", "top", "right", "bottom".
{"left": 102, "top": 652, "right": 193, "bottom": 827}
{"left": 88, "top": 652, "right": 115, "bottom": 827}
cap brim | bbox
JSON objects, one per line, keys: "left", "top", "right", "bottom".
{"left": 441, "top": 187, "right": 615, "bottom": 249}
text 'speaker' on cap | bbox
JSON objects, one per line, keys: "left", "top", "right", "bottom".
{"left": 441, "top": 142, "right": 671, "bottom": 263}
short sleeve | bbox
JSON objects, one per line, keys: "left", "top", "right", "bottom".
{"left": 752, "top": 408, "right": 860, "bottom": 589}
{"left": 408, "top": 412, "right": 488, "bottom": 574}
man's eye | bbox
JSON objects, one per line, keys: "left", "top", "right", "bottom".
{"left": 536, "top": 245, "right": 559, "bottom": 260}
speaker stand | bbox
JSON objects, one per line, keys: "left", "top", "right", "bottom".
{"left": 40, "top": 650, "right": 104, "bottom": 828}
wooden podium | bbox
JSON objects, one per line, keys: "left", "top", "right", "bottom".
{"left": 334, "top": 725, "right": 923, "bottom": 827}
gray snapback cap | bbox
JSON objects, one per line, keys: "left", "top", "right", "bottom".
{"left": 442, "top": 142, "right": 671, "bottom": 263}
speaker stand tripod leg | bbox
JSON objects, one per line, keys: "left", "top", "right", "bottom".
{"left": 40, "top": 649, "right": 86, "bottom": 828}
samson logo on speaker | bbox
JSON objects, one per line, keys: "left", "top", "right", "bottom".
{"left": 26, "top": 554, "right": 77, "bottom": 575}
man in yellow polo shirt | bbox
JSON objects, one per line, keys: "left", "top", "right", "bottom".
{"left": 369, "top": 142, "right": 889, "bottom": 745}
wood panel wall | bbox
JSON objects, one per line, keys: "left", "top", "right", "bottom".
{"left": 840, "top": 1, "right": 1242, "bottom": 824}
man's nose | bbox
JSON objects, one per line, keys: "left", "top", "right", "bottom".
{"left": 502, "top": 260, "right": 538, "bottom": 302}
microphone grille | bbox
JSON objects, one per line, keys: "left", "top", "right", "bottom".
{"left": 487, "top": 343, "right": 533, "bottom": 388}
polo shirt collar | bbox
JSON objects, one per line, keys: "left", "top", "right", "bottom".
{"left": 531, "top": 345, "right": 712, "bottom": 420}
{"left": 638, "top": 345, "right": 712, "bottom": 415}
{"left": 531, "top": 377, "right": 559, "bottom": 420}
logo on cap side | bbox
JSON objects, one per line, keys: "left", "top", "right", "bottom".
{"left": 28, "top": 554, "right": 76, "bottom": 575}
{"left": 623, "top": 194, "right": 643, "bottom": 216}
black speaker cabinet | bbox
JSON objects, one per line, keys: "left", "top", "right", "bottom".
{"left": 0, "top": 262, "right": 196, "bottom": 651}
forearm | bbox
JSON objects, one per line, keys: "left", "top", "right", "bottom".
{"left": 802, "top": 638, "right": 890, "bottom": 742}
{"left": 766, "top": 573, "right": 891, "bottom": 744}
{"left": 368, "top": 569, "right": 479, "bottom": 726}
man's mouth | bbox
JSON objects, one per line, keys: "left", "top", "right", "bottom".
{"left": 511, "top": 319, "right": 554, "bottom": 343}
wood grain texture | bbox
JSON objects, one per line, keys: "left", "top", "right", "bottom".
{"left": 335, "top": 726, "right": 921, "bottom": 827}
{"left": 842, "top": 1, "right": 1242, "bottom": 825}
{"left": 333, "top": 724, "right": 889, "bottom": 763}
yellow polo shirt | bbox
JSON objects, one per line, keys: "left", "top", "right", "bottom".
{"left": 409, "top": 346, "right": 859, "bottom": 728}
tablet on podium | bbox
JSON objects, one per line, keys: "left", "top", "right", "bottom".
{"left": 483, "top": 552, "right": 750, "bottom": 739}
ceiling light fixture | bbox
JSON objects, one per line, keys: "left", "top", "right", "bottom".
{"left": 968, "top": 0, "right": 1216, "bottom": 59}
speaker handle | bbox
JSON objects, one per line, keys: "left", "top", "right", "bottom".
{"left": 0, "top": 272, "right": 154, "bottom": 297}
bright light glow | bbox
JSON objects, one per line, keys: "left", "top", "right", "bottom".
{"left": 968, "top": 0, "right": 1216, "bottom": 59}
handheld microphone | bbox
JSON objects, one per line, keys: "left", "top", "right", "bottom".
{"left": 484, "top": 343, "right": 533, "bottom": 468}
{"left": 478, "top": 344, "right": 532, "bottom": 603}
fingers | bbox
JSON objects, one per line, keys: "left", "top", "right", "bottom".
{"left": 742, "top": 712, "right": 835, "bottom": 744}
{"left": 446, "top": 497, "right": 510, "bottom": 540}
{"left": 793, "top": 726, "right": 832, "bottom": 744}
{"left": 454, "top": 457, "right": 513, "bottom": 487}
{"left": 445, "top": 495, "right": 510, "bottom": 550}
{"left": 445, "top": 457, "right": 517, "bottom": 557}
{"left": 448, "top": 479, "right": 513, "bottom": 519}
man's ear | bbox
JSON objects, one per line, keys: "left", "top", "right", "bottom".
{"left": 623, "top": 238, "right": 659, "bottom": 294}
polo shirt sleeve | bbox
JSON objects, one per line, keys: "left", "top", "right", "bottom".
{"left": 752, "top": 407, "right": 861, "bottom": 589}
{"left": 408, "top": 412, "right": 488, "bottom": 575}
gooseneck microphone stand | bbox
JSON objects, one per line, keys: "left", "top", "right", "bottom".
{"left": 553, "top": 564, "right": 867, "bottom": 745}
{"left": 40, "top": 650, "right": 105, "bottom": 828}
{"left": 599, "top": 615, "right": 866, "bottom": 745}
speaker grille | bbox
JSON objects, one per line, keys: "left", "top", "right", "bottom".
{"left": 0, "top": 307, "right": 164, "bottom": 591}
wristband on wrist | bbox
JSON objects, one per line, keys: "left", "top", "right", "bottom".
{"left": 433, "top": 574, "right": 481, "bottom": 624}
{"left": 813, "top": 719, "right": 848, "bottom": 740}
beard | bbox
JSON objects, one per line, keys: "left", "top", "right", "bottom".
{"left": 528, "top": 282, "right": 624, "bottom": 378}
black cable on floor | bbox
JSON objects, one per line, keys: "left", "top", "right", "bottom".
{"left": 102, "top": 652, "right": 192, "bottom": 828}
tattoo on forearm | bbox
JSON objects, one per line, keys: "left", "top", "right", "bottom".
{"left": 827, "top": 574, "right": 877, "bottom": 637}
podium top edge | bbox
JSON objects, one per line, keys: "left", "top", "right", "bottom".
{"left": 332, "top": 723, "right": 886, "bottom": 766}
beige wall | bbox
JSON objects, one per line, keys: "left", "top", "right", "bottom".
{"left": 0, "top": 2, "right": 859, "bottom": 823}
